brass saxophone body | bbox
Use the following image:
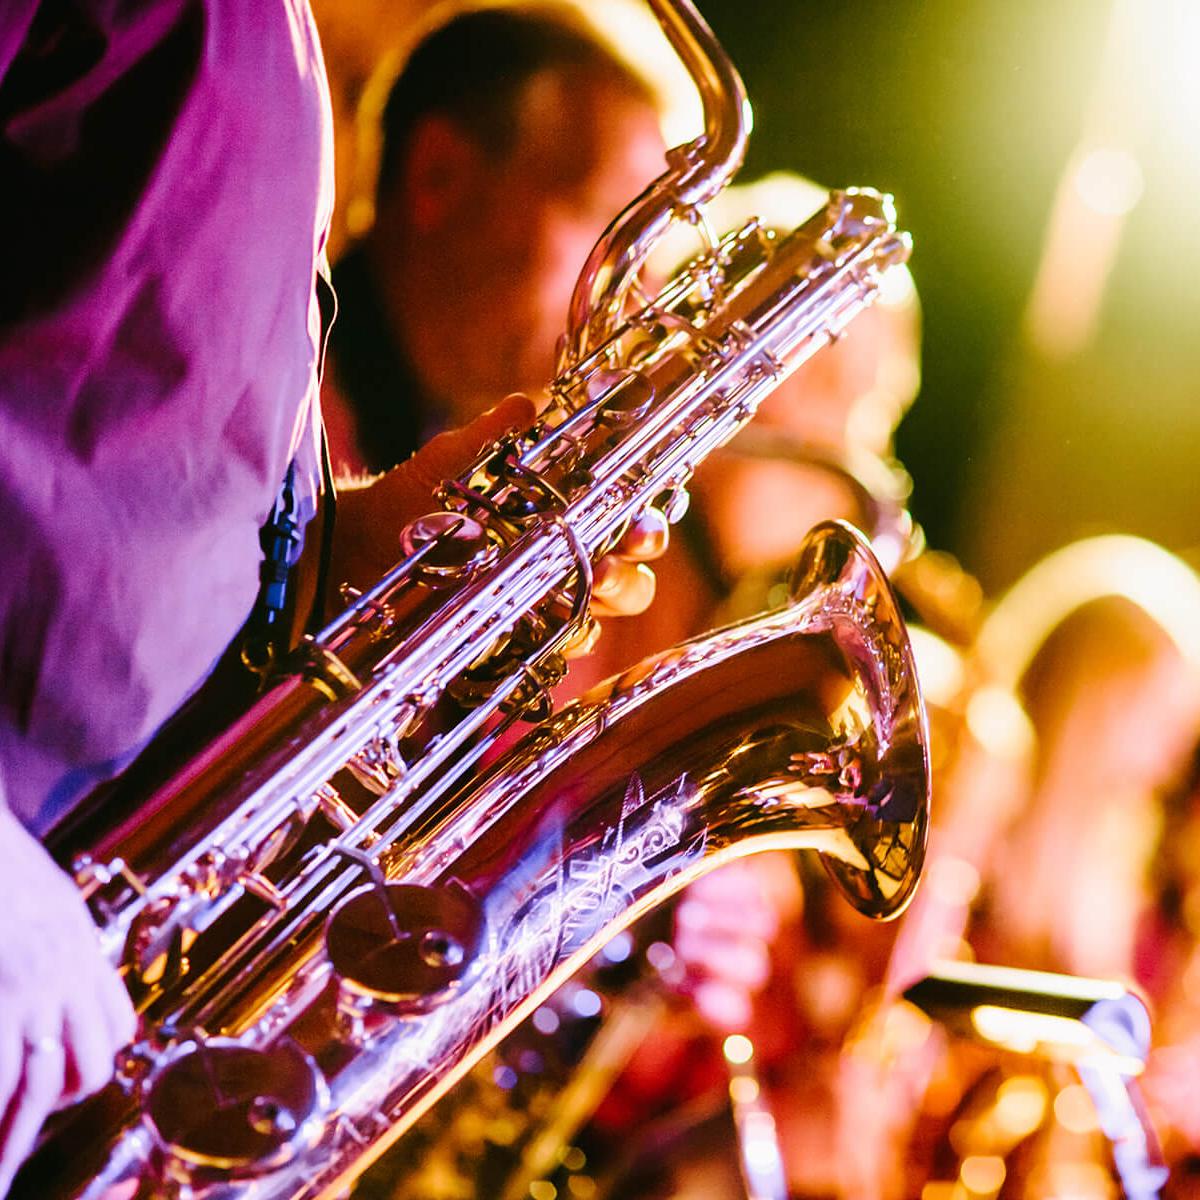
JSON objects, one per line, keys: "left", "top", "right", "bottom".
{"left": 18, "top": 3, "right": 924, "bottom": 1197}
{"left": 27, "top": 517, "right": 927, "bottom": 1200}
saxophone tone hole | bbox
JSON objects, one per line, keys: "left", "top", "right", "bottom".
{"left": 326, "top": 882, "right": 485, "bottom": 1012}
{"left": 145, "top": 1039, "right": 327, "bottom": 1173}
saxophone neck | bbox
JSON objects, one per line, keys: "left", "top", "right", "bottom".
{"left": 561, "top": 0, "right": 750, "bottom": 368}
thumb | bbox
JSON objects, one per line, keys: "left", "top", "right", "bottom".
{"left": 406, "top": 393, "right": 536, "bottom": 496}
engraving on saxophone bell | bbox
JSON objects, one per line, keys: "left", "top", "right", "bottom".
{"left": 326, "top": 882, "right": 486, "bottom": 1030}
{"left": 499, "top": 773, "right": 706, "bottom": 982}
{"left": 145, "top": 1039, "right": 328, "bottom": 1179}
{"left": 397, "top": 511, "right": 496, "bottom": 584}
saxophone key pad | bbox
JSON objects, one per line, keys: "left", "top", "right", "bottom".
{"left": 325, "top": 882, "right": 486, "bottom": 1018}
{"left": 595, "top": 370, "right": 655, "bottom": 423}
{"left": 398, "top": 511, "right": 496, "bottom": 584}
{"left": 145, "top": 1038, "right": 328, "bottom": 1179}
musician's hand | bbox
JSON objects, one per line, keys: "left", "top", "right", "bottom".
{"left": 0, "top": 802, "right": 136, "bottom": 1196}
{"left": 673, "top": 854, "right": 802, "bottom": 1030}
{"left": 330, "top": 393, "right": 667, "bottom": 619}
{"left": 590, "top": 508, "right": 668, "bottom": 618}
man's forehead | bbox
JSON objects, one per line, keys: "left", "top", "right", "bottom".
{"left": 510, "top": 66, "right": 663, "bottom": 183}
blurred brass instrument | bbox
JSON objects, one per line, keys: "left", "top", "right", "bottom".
{"left": 905, "top": 962, "right": 1167, "bottom": 1200}
{"left": 18, "top": 3, "right": 927, "bottom": 1198}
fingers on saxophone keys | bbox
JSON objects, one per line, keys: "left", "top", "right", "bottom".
{"left": 616, "top": 508, "right": 670, "bottom": 562}
{"left": 0, "top": 1026, "right": 66, "bottom": 1193}
{"left": 561, "top": 616, "right": 602, "bottom": 661}
{"left": 591, "top": 558, "right": 655, "bottom": 617}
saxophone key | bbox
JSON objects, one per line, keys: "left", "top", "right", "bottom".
{"left": 397, "top": 511, "right": 497, "bottom": 585}
{"left": 144, "top": 1038, "right": 329, "bottom": 1184}
{"left": 325, "top": 882, "right": 486, "bottom": 1038}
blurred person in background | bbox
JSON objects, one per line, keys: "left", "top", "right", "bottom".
{"left": 1139, "top": 743, "right": 1200, "bottom": 1185}
{"left": 320, "top": 3, "right": 666, "bottom": 479}
{"left": 840, "top": 539, "right": 1200, "bottom": 1199}
{"left": 958, "top": 571, "right": 1200, "bottom": 1196}
{"left": 320, "top": 2, "right": 670, "bottom": 644}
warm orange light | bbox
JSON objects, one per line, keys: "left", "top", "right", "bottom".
{"left": 960, "top": 1155, "right": 1006, "bottom": 1196}
{"left": 969, "top": 1004, "right": 1144, "bottom": 1074}
{"left": 723, "top": 1033, "right": 755, "bottom": 1065}
{"left": 970, "top": 1005, "right": 1092, "bottom": 1054}
{"left": 993, "top": 1075, "right": 1049, "bottom": 1139}
{"left": 1054, "top": 1083, "right": 1101, "bottom": 1134}
{"left": 964, "top": 686, "right": 1032, "bottom": 762}
{"left": 560, "top": 1147, "right": 586, "bottom": 1172}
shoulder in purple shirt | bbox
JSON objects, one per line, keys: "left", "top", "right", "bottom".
{"left": 0, "top": 0, "right": 334, "bottom": 833}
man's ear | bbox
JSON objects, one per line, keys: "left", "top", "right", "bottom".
{"left": 396, "top": 114, "right": 483, "bottom": 235}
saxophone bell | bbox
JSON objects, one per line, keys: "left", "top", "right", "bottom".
{"left": 300, "top": 517, "right": 930, "bottom": 1193}
{"left": 785, "top": 520, "right": 929, "bottom": 919}
{"left": 13, "top": 522, "right": 930, "bottom": 1200}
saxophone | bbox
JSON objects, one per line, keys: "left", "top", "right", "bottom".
{"left": 16, "top": 3, "right": 926, "bottom": 1197}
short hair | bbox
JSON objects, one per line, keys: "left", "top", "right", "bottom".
{"left": 376, "top": 4, "right": 658, "bottom": 202}
{"left": 1018, "top": 595, "right": 1179, "bottom": 776}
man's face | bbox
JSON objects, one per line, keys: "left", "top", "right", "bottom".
{"left": 436, "top": 69, "right": 665, "bottom": 417}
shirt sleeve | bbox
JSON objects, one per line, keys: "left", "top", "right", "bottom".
{"left": 0, "top": 2, "right": 39, "bottom": 83}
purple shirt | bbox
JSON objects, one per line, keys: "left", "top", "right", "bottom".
{"left": 0, "top": 1, "right": 333, "bottom": 833}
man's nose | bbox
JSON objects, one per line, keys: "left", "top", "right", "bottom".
{"left": 539, "top": 210, "right": 601, "bottom": 308}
